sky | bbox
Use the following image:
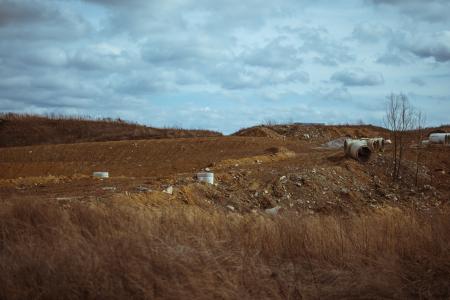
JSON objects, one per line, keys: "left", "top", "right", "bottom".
{"left": 0, "top": 0, "right": 449, "bottom": 134}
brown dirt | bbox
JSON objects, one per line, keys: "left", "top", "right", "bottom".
{"left": 1, "top": 128, "right": 448, "bottom": 213}
{"left": 233, "top": 124, "right": 390, "bottom": 143}
{"left": 233, "top": 126, "right": 285, "bottom": 139}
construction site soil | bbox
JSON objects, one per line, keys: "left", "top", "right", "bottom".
{"left": 1, "top": 124, "right": 449, "bottom": 214}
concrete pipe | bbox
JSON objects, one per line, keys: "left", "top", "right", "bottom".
{"left": 344, "top": 139, "right": 355, "bottom": 155}
{"left": 346, "top": 140, "right": 372, "bottom": 162}
{"left": 361, "top": 137, "right": 385, "bottom": 152}
{"left": 93, "top": 171, "right": 109, "bottom": 178}
{"left": 429, "top": 133, "right": 450, "bottom": 145}
{"left": 373, "top": 137, "right": 385, "bottom": 151}
{"left": 367, "top": 139, "right": 377, "bottom": 152}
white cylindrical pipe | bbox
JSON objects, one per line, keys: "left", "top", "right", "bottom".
{"left": 347, "top": 140, "right": 372, "bottom": 162}
{"left": 429, "top": 133, "right": 450, "bottom": 144}
{"left": 93, "top": 171, "right": 109, "bottom": 178}
{"left": 344, "top": 139, "right": 354, "bottom": 155}
{"left": 197, "top": 172, "right": 214, "bottom": 184}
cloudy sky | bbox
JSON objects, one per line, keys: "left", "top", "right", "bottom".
{"left": 0, "top": 0, "right": 449, "bottom": 133}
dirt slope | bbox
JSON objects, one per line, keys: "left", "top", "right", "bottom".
{"left": 0, "top": 113, "right": 222, "bottom": 147}
{"left": 233, "top": 124, "right": 390, "bottom": 143}
{"left": 0, "top": 136, "right": 309, "bottom": 179}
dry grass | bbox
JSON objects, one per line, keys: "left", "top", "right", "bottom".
{"left": 0, "top": 197, "right": 449, "bottom": 299}
{"left": 0, "top": 113, "right": 222, "bottom": 147}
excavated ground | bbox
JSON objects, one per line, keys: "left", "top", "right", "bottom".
{"left": 1, "top": 132, "right": 448, "bottom": 215}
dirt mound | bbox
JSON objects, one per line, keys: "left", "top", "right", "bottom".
{"left": 232, "top": 126, "right": 284, "bottom": 139}
{"left": 0, "top": 113, "right": 222, "bottom": 147}
{"left": 233, "top": 124, "right": 389, "bottom": 144}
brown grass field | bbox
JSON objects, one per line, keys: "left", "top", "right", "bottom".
{"left": 0, "top": 113, "right": 222, "bottom": 147}
{"left": 0, "top": 115, "right": 449, "bottom": 299}
{"left": 0, "top": 198, "right": 449, "bottom": 299}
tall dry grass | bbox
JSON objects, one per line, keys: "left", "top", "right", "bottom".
{"left": 0, "top": 197, "right": 449, "bottom": 299}
{"left": 0, "top": 113, "right": 222, "bottom": 147}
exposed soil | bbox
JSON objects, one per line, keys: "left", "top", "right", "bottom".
{"left": 1, "top": 124, "right": 448, "bottom": 215}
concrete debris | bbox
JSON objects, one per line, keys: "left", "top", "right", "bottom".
{"left": 93, "top": 171, "right": 109, "bottom": 179}
{"left": 136, "top": 186, "right": 151, "bottom": 192}
{"left": 226, "top": 205, "right": 235, "bottom": 211}
{"left": 102, "top": 186, "right": 117, "bottom": 191}
{"left": 265, "top": 206, "right": 281, "bottom": 215}
{"left": 197, "top": 172, "right": 214, "bottom": 184}
{"left": 163, "top": 186, "right": 173, "bottom": 194}
{"left": 340, "top": 188, "right": 349, "bottom": 195}
{"left": 55, "top": 196, "right": 81, "bottom": 201}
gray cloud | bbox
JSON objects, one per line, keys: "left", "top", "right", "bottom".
{"left": 141, "top": 36, "right": 227, "bottom": 68}
{"left": 392, "top": 30, "right": 450, "bottom": 62}
{"left": 331, "top": 69, "right": 384, "bottom": 86}
{"left": 210, "top": 63, "right": 309, "bottom": 90}
{"left": 410, "top": 77, "right": 426, "bottom": 87}
{"left": 69, "top": 45, "right": 134, "bottom": 71}
{"left": 376, "top": 52, "right": 408, "bottom": 66}
{"left": 352, "top": 23, "right": 392, "bottom": 43}
{"left": 242, "top": 39, "right": 303, "bottom": 69}
{"left": 0, "top": 1, "right": 91, "bottom": 41}
{"left": 369, "top": 0, "right": 450, "bottom": 23}
{"left": 281, "top": 25, "right": 354, "bottom": 66}
{"left": 408, "top": 33, "right": 450, "bottom": 62}
{"left": 0, "top": 0, "right": 56, "bottom": 26}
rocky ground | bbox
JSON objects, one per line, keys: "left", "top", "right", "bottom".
{"left": 1, "top": 124, "right": 448, "bottom": 215}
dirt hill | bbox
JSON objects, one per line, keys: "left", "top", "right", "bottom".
{"left": 233, "top": 124, "right": 390, "bottom": 143}
{"left": 0, "top": 113, "right": 222, "bottom": 147}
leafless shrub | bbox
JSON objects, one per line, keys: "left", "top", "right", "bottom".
{"left": 384, "top": 93, "right": 419, "bottom": 180}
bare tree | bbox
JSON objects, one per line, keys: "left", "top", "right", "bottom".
{"left": 384, "top": 93, "right": 416, "bottom": 181}
{"left": 414, "top": 111, "right": 426, "bottom": 186}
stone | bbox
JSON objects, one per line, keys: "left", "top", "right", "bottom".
{"left": 135, "top": 186, "right": 150, "bottom": 192}
{"left": 163, "top": 186, "right": 173, "bottom": 195}
{"left": 226, "top": 205, "right": 235, "bottom": 211}
{"left": 265, "top": 206, "right": 281, "bottom": 215}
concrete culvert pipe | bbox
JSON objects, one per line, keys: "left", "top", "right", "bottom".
{"left": 347, "top": 140, "right": 372, "bottom": 162}
{"left": 367, "top": 139, "right": 377, "bottom": 152}
{"left": 361, "top": 137, "right": 385, "bottom": 152}
{"left": 197, "top": 172, "right": 214, "bottom": 184}
{"left": 344, "top": 139, "right": 354, "bottom": 155}
{"left": 429, "top": 133, "right": 450, "bottom": 145}
{"left": 93, "top": 171, "right": 109, "bottom": 178}
{"left": 372, "top": 138, "right": 385, "bottom": 151}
